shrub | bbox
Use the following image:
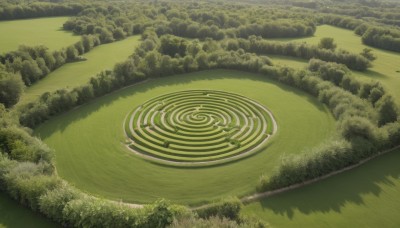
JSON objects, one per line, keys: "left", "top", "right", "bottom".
{"left": 39, "top": 183, "right": 83, "bottom": 225}
{"left": 257, "top": 140, "right": 354, "bottom": 191}
{"left": 4, "top": 162, "right": 61, "bottom": 211}
{"left": 339, "top": 116, "right": 379, "bottom": 142}
{"left": 196, "top": 197, "right": 242, "bottom": 221}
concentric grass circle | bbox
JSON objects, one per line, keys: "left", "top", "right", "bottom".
{"left": 124, "top": 90, "right": 277, "bottom": 166}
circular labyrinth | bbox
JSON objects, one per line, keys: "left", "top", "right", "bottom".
{"left": 124, "top": 90, "right": 277, "bottom": 166}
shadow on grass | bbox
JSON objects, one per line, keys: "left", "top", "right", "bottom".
{"left": 0, "top": 191, "right": 59, "bottom": 228}
{"left": 353, "top": 69, "right": 388, "bottom": 80}
{"left": 253, "top": 149, "right": 400, "bottom": 219}
{"left": 36, "top": 69, "right": 325, "bottom": 138}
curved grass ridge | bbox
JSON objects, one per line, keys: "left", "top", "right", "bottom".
{"left": 124, "top": 90, "right": 277, "bottom": 166}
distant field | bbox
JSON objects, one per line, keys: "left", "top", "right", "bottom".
{"left": 19, "top": 35, "right": 141, "bottom": 104}
{"left": 0, "top": 17, "right": 79, "bottom": 53}
{"left": 271, "top": 25, "right": 400, "bottom": 103}
{"left": 35, "top": 69, "right": 335, "bottom": 205}
{"left": 0, "top": 192, "right": 58, "bottom": 228}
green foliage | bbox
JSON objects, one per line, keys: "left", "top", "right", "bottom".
{"left": 39, "top": 183, "right": 82, "bottom": 225}
{"left": 339, "top": 116, "right": 379, "bottom": 142}
{"left": 375, "top": 95, "right": 399, "bottom": 126}
{"left": 66, "top": 45, "right": 79, "bottom": 61}
{"left": 3, "top": 162, "right": 60, "bottom": 211}
{"left": 0, "top": 69, "right": 24, "bottom": 108}
{"left": 257, "top": 140, "right": 355, "bottom": 191}
{"left": 362, "top": 27, "right": 400, "bottom": 52}
{"left": 360, "top": 48, "right": 377, "bottom": 61}
{"left": 234, "top": 37, "right": 371, "bottom": 71}
{"left": 196, "top": 197, "right": 242, "bottom": 221}
{"left": 170, "top": 215, "right": 269, "bottom": 228}
{"left": 318, "top": 37, "right": 337, "bottom": 50}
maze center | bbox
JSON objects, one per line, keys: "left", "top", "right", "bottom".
{"left": 124, "top": 90, "right": 276, "bottom": 166}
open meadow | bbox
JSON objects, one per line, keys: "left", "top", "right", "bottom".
{"left": 0, "top": 17, "right": 79, "bottom": 53}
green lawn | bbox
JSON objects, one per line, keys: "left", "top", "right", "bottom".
{"left": 34, "top": 69, "right": 335, "bottom": 205}
{"left": 0, "top": 17, "right": 79, "bottom": 53}
{"left": 270, "top": 25, "right": 400, "bottom": 103}
{"left": 242, "top": 148, "right": 400, "bottom": 228}
{"left": 269, "top": 54, "right": 308, "bottom": 69}
{"left": 19, "top": 35, "right": 141, "bottom": 104}
{"left": 0, "top": 192, "right": 58, "bottom": 228}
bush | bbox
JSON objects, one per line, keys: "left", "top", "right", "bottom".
{"left": 257, "top": 140, "right": 354, "bottom": 191}
{"left": 318, "top": 37, "right": 337, "bottom": 50}
{"left": 39, "top": 183, "right": 83, "bottom": 224}
{"left": 196, "top": 197, "right": 242, "bottom": 221}
{"left": 375, "top": 95, "right": 399, "bottom": 126}
{"left": 4, "top": 162, "right": 61, "bottom": 211}
{"left": 383, "top": 121, "right": 400, "bottom": 147}
{"left": 339, "top": 116, "right": 379, "bottom": 142}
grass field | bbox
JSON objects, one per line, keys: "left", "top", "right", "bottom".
{"left": 0, "top": 17, "right": 79, "bottom": 53}
{"left": 242, "top": 148, "right": 400, "bottom": 227}
{"left": 0, "top": 192, "right": 58, "bottom": 228}
{"left": 19, "top": 35, "right": 141, "bottom": 104}
{"left": 34, "top": 69, "right": 335, "bottom": 205}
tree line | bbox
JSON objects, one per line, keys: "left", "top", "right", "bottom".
{"left": 227, "top": 36, "right": 371, "bottom": 71}
{"left": 0, "top": 34, "right": 101, "bottom": 108}
{"left": 0, "top": 1, "right": 85, "bottom": 20}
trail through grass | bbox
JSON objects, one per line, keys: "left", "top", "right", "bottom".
{"left": 19, "top": 36, "right": 141, "bottom": 104}
{"left": 0, "top": 17, "right": 79, "bottom": 53}
{"left": 34, "top": 69, "right": 335, "bottom": 205}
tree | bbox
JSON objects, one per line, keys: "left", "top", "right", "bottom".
{"left": 318, "top": 37, "right": 337, "bottom": 50}
{"left": 113, "top": 28, "right": 126, "bottom": 40}
{"left": 66, "top": 46, "right": 78, "bottom": 62}
{"left": 375, "top": 95, "right": 399, "bottom": 126}
{"left": 21, "top": 59, "right": 43, "bottom": 85}
{"left": 0, "top": 70, "right": 24, "bottom": 108}
{"left": 82, "top": 35, "right": 94, "bottom": 52}
{"left": 360, "top": 48, "right": 376, "bottom": 61}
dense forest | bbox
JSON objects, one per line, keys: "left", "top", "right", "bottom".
{"left": 1, "top": 0, "right": 400, "bottom": 227}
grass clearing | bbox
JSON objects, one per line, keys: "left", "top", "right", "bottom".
{"left": 19, "top": 36, "right": 141, "bottom": 104}
{"left": 34, "top": 69, "right": 335, "bottom": 205}
{"left": 0, "top": 17, "right": 79, "bottom": 53}
{"left": 0, "top": 192, "right": 58, "bottom": 228}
